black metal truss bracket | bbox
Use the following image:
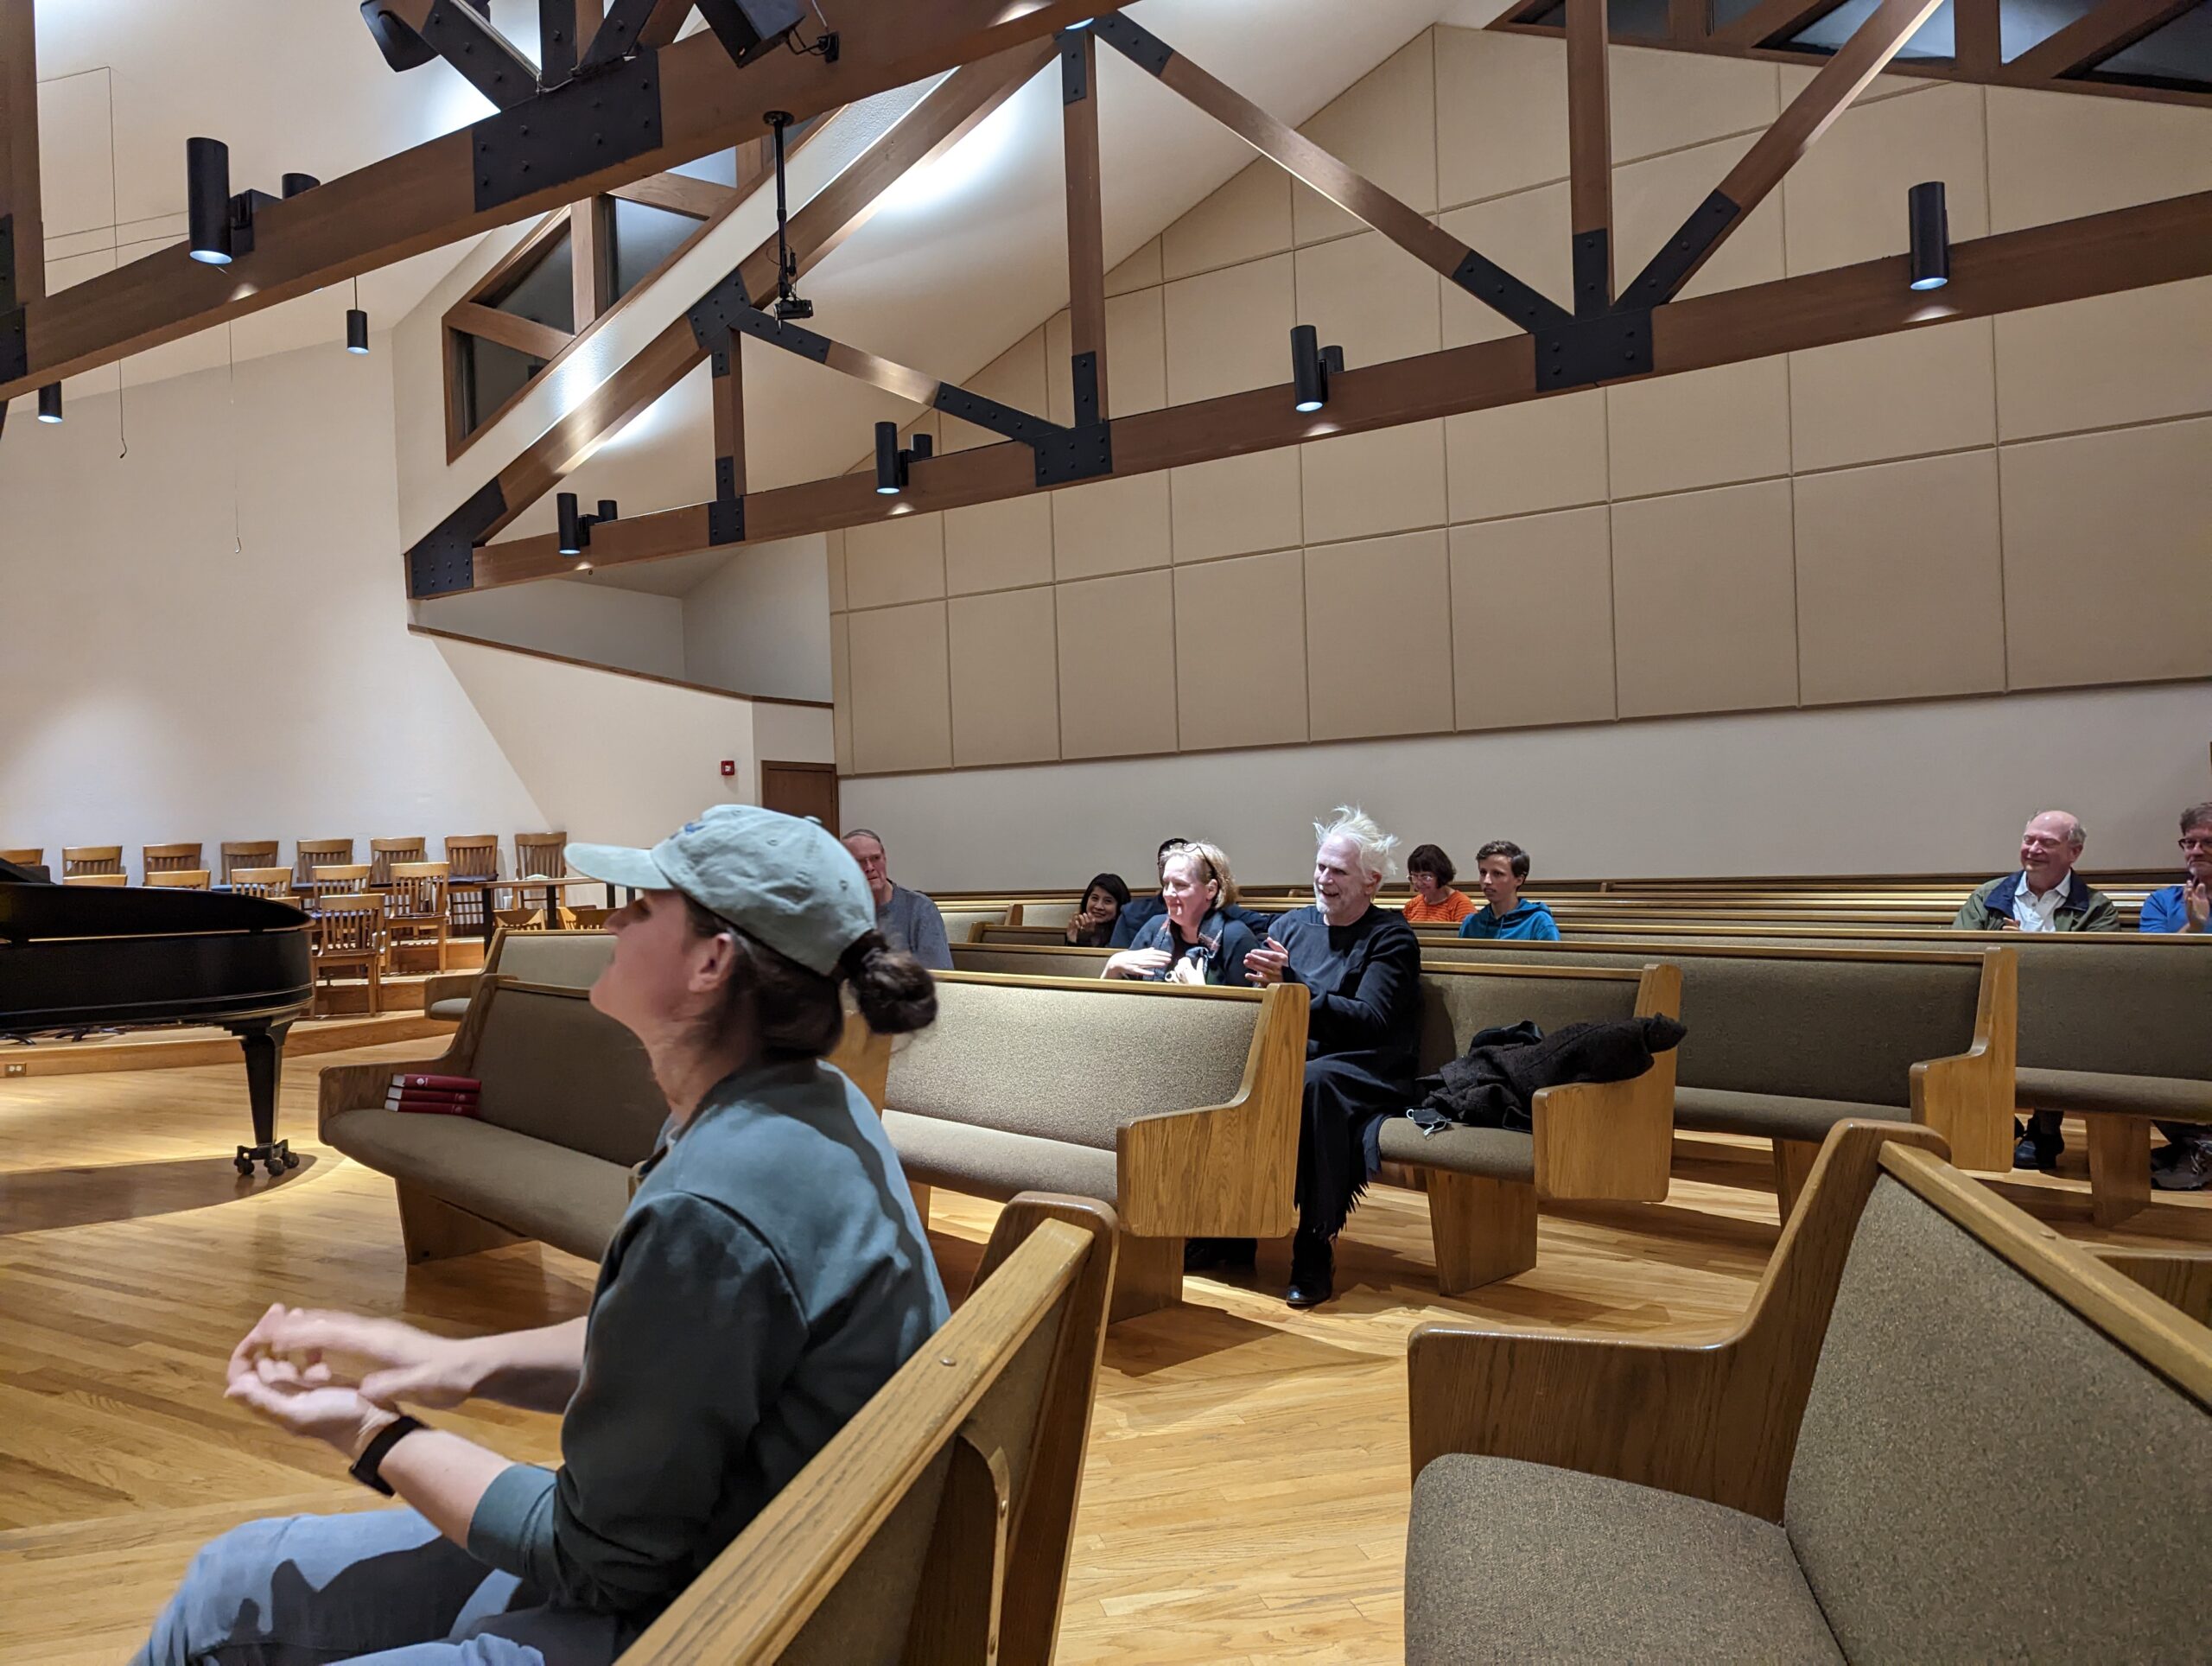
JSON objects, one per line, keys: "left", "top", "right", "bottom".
{"left": 1572, "top": 228, "right": 1610, "bottom": 319}
{"left": 1451, "top": 247, "right": 1573, "bottom": 334}
{"left": 406, "top": 477, "right": 507, "bottom": 596}
{"left": 1534, "top": 306, "right": 1653, "bottom": 392}
{"left": 708, "top": 491, "right": 746, "bottom": 544}
{"left": 1618, "top": 189, "right": 1740, "bottom": 311}
{"left": 1092, "top": 13, "right": 1176, "bottom": 77}
{"left": 474, "top": 49, "right": 663, "bottom": 213}
{"left": 0, "top": 302, "right": 24, "bottom": 385}
{"left": 932, "top": 384, "right": 1061, "bottom": 448}
{"left": 1032, "top": 421, "right": 1113, "bottom": 486}
{"left": 1059, "top": 27, "right": 1090, "bottom": 100}
{"left": 0, "top": 213, "right": 17, "bottom": 313}
{"left": 416, "top": 0, "right": 543, "bottom": 109}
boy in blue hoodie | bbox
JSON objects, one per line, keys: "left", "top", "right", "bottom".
{"left": 1458, "top": 840, "right": 1560, "bottom": 941}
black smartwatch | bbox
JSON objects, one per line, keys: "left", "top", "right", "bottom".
{"left": 348, "top": 1414, "right": 427, "bottom": 1496}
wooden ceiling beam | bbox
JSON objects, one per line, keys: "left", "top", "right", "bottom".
{"left": 1565, "top": 0, "right": 1613, "bottom": 317}
{"left": 609, "top": 170, "right": 737, "bottom": 219}
{"left": 711, "top": 328, "right": 746, "bottom": 501}
{"left": 449, "top": 300, "right": 574, "bottom": 359}
{"left": 434, "top": 37, "right": 1054, "bottom": 550}
{"left": 0, "top": 0, "right": 1100, "bottom": 405}
{"left": 1623, "top": 0, "right": 1946, "bottom": 308}
{"left": 458, "top": 184, "right": 2212, "bottom": 592}
{"left": 0, "top": 0, "right": 41, "bottom": 314}
{"left": 1060, "top": 27, "right": 1109, "bottom": 424}
{"left": 1093, "top": 14, "right": 1571, "bottom": 334}
{"left": 2007, "top": 0, "right": 2198, "bottom": 79}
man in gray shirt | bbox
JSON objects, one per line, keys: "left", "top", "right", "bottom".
{"left": 842, "top": 827, "right": 953, "bottom": 970}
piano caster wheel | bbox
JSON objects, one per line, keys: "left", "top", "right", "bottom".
{"left": 265, "top": 1159, "right": 286, "bottom": 1178}
{"left": 283, "top": 1149, "right": 300, "bottom": 1170}
{"left": 235, "top": 1155, "right": 256, "bottom": 1177}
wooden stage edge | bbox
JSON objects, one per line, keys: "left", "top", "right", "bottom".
{"left": 2, "top": 1011, "right": 458, "bottom": 1079}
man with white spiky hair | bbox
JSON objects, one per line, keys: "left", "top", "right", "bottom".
{"left": 1186, "top": 805, "right": 1423, "bottom": 1308}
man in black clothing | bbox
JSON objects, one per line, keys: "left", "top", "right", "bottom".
{"left": 1185, "top": 805, "right": 1422, "bottom": 1308}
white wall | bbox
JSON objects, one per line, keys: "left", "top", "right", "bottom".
{"left": 682, "top": 535, "right": 834, "bottom": 702}
{"left": 416, "top": 576, "right": 687, "bottom": 680}
{"left": 843, "top": 684, "right": 2212, "bottom": 890}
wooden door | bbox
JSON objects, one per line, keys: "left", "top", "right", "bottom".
{"left": 760, "top": 760, "right": 839, "bottom": 834}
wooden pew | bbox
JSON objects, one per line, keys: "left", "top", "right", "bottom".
{"left": 884, "top": 972, "right": 1308, "bottom": 1322}
{"left": 622, "top": 1193, "right": 1117, "bottom": 1665}
{"left": 1401, "top": 1122, "right": 2212, "bottom": 1661}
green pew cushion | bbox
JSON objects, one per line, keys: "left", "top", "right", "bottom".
{"left": 881, "top": 1108, "right": 1118, "bottom": 1205}
{"left": 1406, "top": 1454, "right": 1842, "bottom": 1664}
{"left": 1674, "top": 1086, "right": 1909, "bottom": 1142}
{"left": 1376, "top": 1116, "right": 1535, "bottom": 1183}
{"left": 2013, "top": 1067, "right": 2212, "bottom": 1122}
{"left": 325, "top": 1108, "right": 633, "bottom": 1261}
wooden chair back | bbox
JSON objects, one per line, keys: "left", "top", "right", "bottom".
{"left": 295, "top": 838, "right": 355, "bottom": 885}
{"left": 232, "top": 867, "right": 299, "bottom": 903}
{"left": 309, "top": 863, "right": 374, "bottom": 906}
{"left": 0, "top": 847, "right": 41, "bottom": 867}
{"left": 387, "top": 862, "right": 453, "bottom": 971}
{"left": 494, "top": 906, "right": 550, "bottom": 933}
{"left": 219, "top": 841, "right": 280, "bottom": 885}
{"left": 369, "top": 837, "right": 428, "bottom": 887}
{"left": 514, "top": 833, "right": 567, "bottom": 878}
{"left": 62, "top": 845, "right": 124, "bottom": 877}
{"left": 142, "top": 843, "right": 202, "bottom": 876}
{"left": 62, "top": 872, "right": 129, "bottom": 887}
{"left": 567, "top": 905, "right": 613, "bottom": 931}
{"left": 144, "top": 868, "right": 213, "bottom": 890}
{"left": 620, "top": 1194, "right": 1119, "bottom": 1666}
{"left": 444, "top": 835, "right": 501, "bottom": 878}
{"left": 312, "top": 892, "right": 387, "bottom": 1014}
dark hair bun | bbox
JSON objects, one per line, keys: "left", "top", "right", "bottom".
{"left": 842, "top": 932, "right": 937, "bottom": 1035}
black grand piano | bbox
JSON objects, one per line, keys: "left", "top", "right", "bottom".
{"left": 0, "top": 856, "right": 315, "bottom": 1175}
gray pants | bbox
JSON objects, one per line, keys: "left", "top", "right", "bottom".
{"left": 134, "top": 1507, "right": 628, "bottom": 1665}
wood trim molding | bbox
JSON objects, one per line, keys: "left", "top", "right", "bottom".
{"left": 407, "top": 623, "right": 835, "bottom": 708}
{"left": 460, "top": 184, "right": 2212, "bottom": 591}
{"left": 448, "top": 300, "right": 574, "bottom": 360}
{"left": 0, "top": 0, "right": 1103, "bottom": 404}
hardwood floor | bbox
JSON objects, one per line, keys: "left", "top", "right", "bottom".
{"left": 2, "top": 1047, "right": 2204, "bottom": 1663}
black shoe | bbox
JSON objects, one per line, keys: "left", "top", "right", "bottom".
{"left": 1285, "top": 1230, "right": 1334, "bottom": 1308}
{"left": 1183, "top": 1237, "right": 1257, "bottom": 1273}
{"left": 2012, "top": 1116, "right": 2063, "bottom": 1172}
{"left": 2152, "top": 1140, "right": 2212, "bottom": 1192}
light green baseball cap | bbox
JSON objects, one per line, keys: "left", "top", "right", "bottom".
{"left": 566, "top": 805, "right": 874, "bottom": 976}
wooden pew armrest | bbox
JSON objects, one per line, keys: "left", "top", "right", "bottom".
{"left": 1909, "top": 946, "right": 2017, "bottom": 1173}
{"left": 420, "top": 970, "right": 480, "bottom": 1011}
{"left": 1531, "top": 962, "right": 1680, "bottom": 1203}
{"left": 1116, "top": 982, "right": 1309, "bottom": 1238}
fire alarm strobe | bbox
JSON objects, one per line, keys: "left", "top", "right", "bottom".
{"left": 720, "top": 760, "right": 737, "bottom": 777}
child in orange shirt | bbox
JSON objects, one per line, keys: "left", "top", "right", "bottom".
{"left": 1402, "top": 843, "right": 1475, "bottom": 925}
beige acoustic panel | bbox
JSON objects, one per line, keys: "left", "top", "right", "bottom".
{"left": 1106, "top": 237, "right": 1162, "bottom": 296}
{"left": 1606, "top": 358, "right": 1791, "bottom": 500}
{"left": 825, "top": 527, "right": 847, "bottom": 612}
{"left": 1174, "top": 550, "right": 1307, "bottom": 752}
{"left": 1440, "top": 183, "right": 1571, "bottom": 349}
{"left": 1606, "top": 43, "right": 1779, "bottom": 166}
{"left": 1614, "top": 132, "right": 1784, "bottom": 302}
{"left": 1789, "top": 321, "right": 1997, "bottom": 473}
{"left": 1306, "top": 531, "right": 1453, "bottom": 742}
{"left": 944, "top": 493, "right": 1053, "bottom": 596}
{"left": 1294, "top": 230, "right": 1441, "bottom": 372}
{"left": 1171, "top": 447, "right": 1304, "bottom": 563}
{"left": 948, "top": 587, "right": 1060, "bottom": 768}
{"left": 1446, "top": 389, "right": 1608, "bottom": 525}
{"left": 1793, "top": 449, "right": 2005, "bottom": 706}
{"left": 846, "top": 601, "right": 951, "bottom": 774}
{"left": 842, "top": 511, "right": 945, "bottom": 610}
{"left": 1301, "top": 420, "right": 1448, "bottom": 548}
{"left": 1999, "top": 418, "right": 2212, "bottom": 690}
{"left": 1293, "top": 30, "right": 1438, "bottom": 245}
{"left": 1162, "top": 158, "right": 1294, "bottom": 282}
{"left": 1047, "top": 289, "right": 1168, "bottom": 424}
{"left": 943, "top": 327, "right": 1048, "bottom": 453}
{"left": 1782, "top": 83, "right": 1989, "bottom": 277}
{"left": 1164, "top": 253, "right": 1297, "bottom": 405}
{"left": 1984, "top": 87, "right": 2212, "bottom": 233}
{"left": 830, "top": 611, "right": 852, "bottom": 773}
{"left": 1053, "top": 471, "right": 1173, "bottom": 581}
{"left": 1435, "top": 27, "right": 1566, "bottom": 210}
{"left": 1057, "top": 569, "right": 1179, "bottom": 760}
{"left": 1611, "top": 480, "right": 1800, "bottom": 718}
{"left": 1451, "top": 507, "right": 1617, "bottom": 730}
{"left": 1996, "top": 277, "right": 2212, "bottom": 442}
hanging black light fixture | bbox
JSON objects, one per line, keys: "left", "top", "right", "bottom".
{"left": 557, "top": 492, "right": 588, "bottom": 556}
{"left": 36, "top": 383, "right": 62, "bottom": 424}
{"left": 1290, "top": 324, "right": 1344, "bottom": 414}
{"left": 282, "top": 172, "right": 321, "bottom": 198}
{"left": 1908, "top": 181, "right": 1949, "bottom": 292}
{"left": 874, "top": 422, "right": 906, "bottom": 496}
{"left": 187, "top": 137, "right": 233, "bottom": 265}
{"left": 346, "top": 276, "right": 370, "bottom": 355}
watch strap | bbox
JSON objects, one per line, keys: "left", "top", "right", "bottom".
{"left": 348, "top": 1414, "right": 426, "bottom": 1496}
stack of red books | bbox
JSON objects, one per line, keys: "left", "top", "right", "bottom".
{"left": 387, "top": 1072, "right": 482, "bottom": 1116}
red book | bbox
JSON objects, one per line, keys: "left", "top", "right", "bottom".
{"left": 391, "top": 1072, "right": 480, "bottom": 1092}
{"left": 388, "top": 1093, "right": 480, "bottom": 1116}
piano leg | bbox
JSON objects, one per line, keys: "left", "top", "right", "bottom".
{"left": 228, "top": 1018, "right": 300, "bottom": 1178}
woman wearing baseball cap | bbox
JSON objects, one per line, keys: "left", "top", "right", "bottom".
{"left": 139, "top": 806, "right": 946, "bottom": 1664}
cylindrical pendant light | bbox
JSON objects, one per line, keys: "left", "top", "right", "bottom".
{"left": 557, "top": 493, "right": 587, "bottom": 556}
{"left": 346, "top": 277, "right": 370, "bottom": 354}
{"left": 187, "top": 137, "right": 233, "bottom": 265}
{"left": 36, "top": 383, "right": 62, "bottom": 424}
{"left": 874, "top": 421, "right": 904, "bottom": 495}
{"left": 1291, "top": 324, "right": 1328, "bottom": 413}
{"left": 1908, "top": 181, "right": 1948, "bottom": 292}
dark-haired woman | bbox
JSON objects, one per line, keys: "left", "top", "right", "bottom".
{"left": 1402, "top": 843, "right": 1474, "bottom": 925}
{"left": 137, "top": 805, "right": 945, "bottom": 1664}
{"left": 1064, "top": 871, "right": 1131, "bottom": 946}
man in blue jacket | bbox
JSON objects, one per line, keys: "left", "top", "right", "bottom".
{"left": 1458, "top": 841, "right": 1560, "bottom": 941}
{"left": 2141, "top": 802, "right": 2212, "bottom": 1191}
